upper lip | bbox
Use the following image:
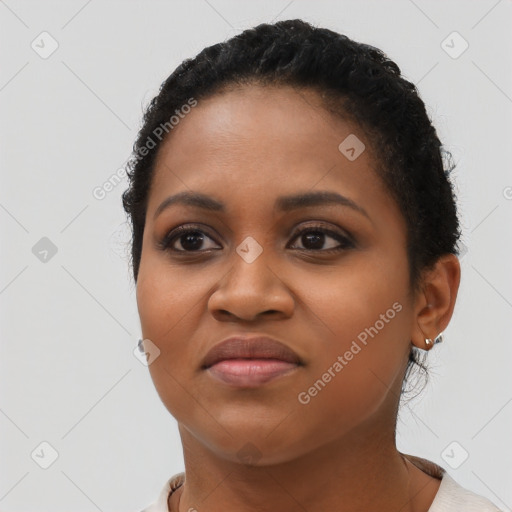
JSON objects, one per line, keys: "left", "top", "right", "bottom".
{"left": 201, "top": 336, "right": 303, "bottom": 369}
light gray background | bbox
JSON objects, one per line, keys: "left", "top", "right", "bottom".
{"left": 1, "top": 0, "right": 511, "bottom": 511}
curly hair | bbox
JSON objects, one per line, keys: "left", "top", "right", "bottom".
{"left": 122, "top": 19, "right": 462, "bottom": 398}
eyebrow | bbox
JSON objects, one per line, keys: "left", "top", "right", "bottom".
{"left": 154, "top": 190, "right": 370, "bottom": 220}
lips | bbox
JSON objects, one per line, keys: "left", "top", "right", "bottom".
{"left": 201, "top": 336, "right": 303, "bottom": 387}
{"left": 201, "top": 336, "right": 302, "bottom": 369}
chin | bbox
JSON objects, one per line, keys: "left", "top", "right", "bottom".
{"left": 191, "top": 423, "right": 311, "bottom": 467}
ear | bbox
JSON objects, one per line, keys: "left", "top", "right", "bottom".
{"left": 411, "top": 253, "right": 461, "bottom": 350}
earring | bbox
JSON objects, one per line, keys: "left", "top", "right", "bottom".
{"left": 425, "top": 332, "right": 444, "bottom": 348}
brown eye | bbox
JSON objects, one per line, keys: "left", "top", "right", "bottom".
{"left": 288, "top": 226, "right": 355, "bottom": 252}
{"left": 160, "top": 225, "right": 221, "bottom": 252}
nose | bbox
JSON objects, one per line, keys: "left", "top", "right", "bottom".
{"left": 207, "top": 244, "right": 295, "bottom": 322}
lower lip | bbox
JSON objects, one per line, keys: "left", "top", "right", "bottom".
{"left": 205, "top": 359, "right": 299, "bottom": 387}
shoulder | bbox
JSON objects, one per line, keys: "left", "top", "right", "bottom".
{"left": 429, "top": 472, "right": 503, "bottom": 512}
{"left": 402, "top": 453, "right": 502, "bottom": 512}
{"left": 139, "top": 472, "right": 185, "bottom": 512}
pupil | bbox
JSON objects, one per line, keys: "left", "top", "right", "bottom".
{"left": 303, "top": 232, "right": 324, "bottom": 249}
{"left": 181, "top": 232, "right": 203, "bottom": 250}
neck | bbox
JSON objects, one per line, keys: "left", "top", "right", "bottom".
{"left": 174, "top": 420, "right": 429, "bottom": 512}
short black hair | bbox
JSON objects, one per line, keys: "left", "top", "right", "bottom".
{"left": 122, "top": 19, "right": 462, "bottom": 397}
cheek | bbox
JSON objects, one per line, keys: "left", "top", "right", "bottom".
{"left": 296, "top": 251, "right": 408, "bottom": 348}
{"left": 136, "top": 251, "right": 205, "bottom": 340}
{"left": 292, "top": 258, "right": 410, "bottom": 428}
{"left": 135, "top": 280, "right": 195, "bottom": 430}
{"left": 135, "top": 253, "right": 221, "bottom": 421}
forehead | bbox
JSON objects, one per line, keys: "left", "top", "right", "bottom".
{"left": 156, "top": 85, "right": 355, "bottom": 153}
{"left": 149, "top": 84, "right": 382, "bottom": 202}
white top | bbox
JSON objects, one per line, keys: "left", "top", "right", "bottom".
{"left": 140, "top": 465, "right": 503, "bottom": 512}
{"left": 427, "top": 472, "right": 502, "bottom": 511}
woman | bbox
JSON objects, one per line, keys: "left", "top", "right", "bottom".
{"left": 123, "top": 19, "right": 501, "bottom": 512}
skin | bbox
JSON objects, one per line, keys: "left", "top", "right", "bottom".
{"left": 135, "top": 84, "right": 461, "bottom": 512}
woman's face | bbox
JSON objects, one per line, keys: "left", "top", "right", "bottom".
{"left": 136, "top": 84, "right": 416, "bottom": 464}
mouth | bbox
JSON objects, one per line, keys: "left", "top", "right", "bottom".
{"left": 206, "top": 358, "right": 300, "bottom": 387}
{"left": 201, "top": 336, "right": 303, "bottom": 388}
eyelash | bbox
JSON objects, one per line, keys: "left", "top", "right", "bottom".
{"left": 159, "top": 223, "right": 355, "bottom": 255}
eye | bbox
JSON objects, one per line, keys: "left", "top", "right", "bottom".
{"left": 160, "top": 224, "right": 221, "bottom": 253}
{"left": 159, "top": 222, "right": 355, "bottom": 255}
{"left": 287, "top": 224, "right": 355, "bottom": 252}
